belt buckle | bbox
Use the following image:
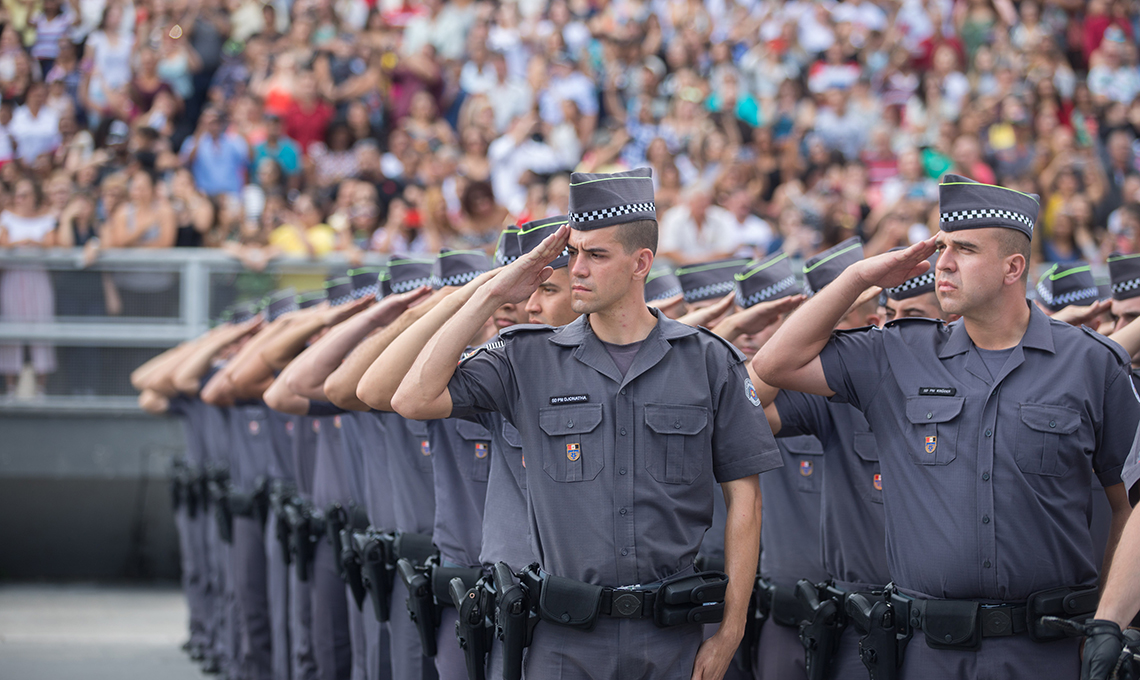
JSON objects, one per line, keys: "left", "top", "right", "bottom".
{"left": 612, "top": 590, "right": 644, "bottom": 618}
{"left": 980, "top": 606, "right": 1013, "bottom": 637}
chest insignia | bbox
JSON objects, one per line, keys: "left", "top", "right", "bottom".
{"left": 249, "top": 420, "right": 260, "bottom": 435}
{"left": 799, "top": 460, "right": 813, "bottom": 476}
{"left": 566, "top": 443, "right": 581, "bottom": 462}
{"left": 925, "top": 436, "right": 937, "bottom": 454}
{"left": 475, "top": 442, "right": 488, "bottom": 459}
{"left": 873, "top": 473, "right": 882, "bottom": 491}
{"left": 421, "top": 440, "right": 431, "bottom": 456}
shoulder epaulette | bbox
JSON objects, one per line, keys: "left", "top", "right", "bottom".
{"left": 695, "top": 325, "right": 747, "bottom": 363}
{"left": 883, "top": 317, "right": 944, "bottom": 329}
{"left": 832, "top": 323, "right": 881, "bottom": 336}
{"left": 499, "top": 323, "right": 554, "bottom": 337}
{"left": 1081, "top": 326, "right": 1133, "bottom": 367}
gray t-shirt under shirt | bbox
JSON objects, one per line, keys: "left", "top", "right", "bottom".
{"left": 602, "top": 339, "right": 644, "bottom": 377}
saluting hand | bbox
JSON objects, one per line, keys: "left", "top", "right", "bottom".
{"left": 854, "top": 236, "right": 938, "bottom": 290}
{"left": 365, "top": 285, "right": 433, "bottom": 327}
{"left": 723, "top": 294, "right": 806, "bottom": 336}
{"left": 484, "top": 224, "right": 570, "bottom": 305}
{"left": 320, "top": 295, "right": 375, "bottom": 327}
{"left": 1047, "top": 299, "right": 1113, "bottom": 328}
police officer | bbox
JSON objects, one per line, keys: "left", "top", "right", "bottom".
{"left": 755, "top": 175, "right": 1140, "bottom": 679}
{"left": 393, "top": 167, "right": 780, "bottom": 679}
{"left": 1110, "top": 254, "right": 1140, "bottom": 366}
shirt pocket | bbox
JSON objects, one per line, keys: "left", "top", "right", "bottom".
{"left": 538, "top": 404, "right": 605, "bottom": 483}
{"left": 405, "top": 419, "right": 434, "bottom": 473}
{"left": 643, "top": 404, "right": 709, "bottom": 485}
{"left": 852, "top": 431, "right": 883, "bottom": 504}
{"left": 904, "top": 396, "right": 964, "bottom": 466}
{"left": 1014, "top": 404, "right": 1081, "bottom": 477}
{"left": 784, "top": 435, "right": 823, "bottom": 494}
{"left": 455, "top": 419, "right": 492, "bottom": 483}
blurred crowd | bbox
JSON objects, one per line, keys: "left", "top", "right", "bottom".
{"left": 1, "top": 0, "right": 1140, "bottom": 390}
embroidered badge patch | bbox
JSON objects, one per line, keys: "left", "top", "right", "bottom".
{"left": 873, "top": 473, "right": 882, "bottom": 491}
{"left": 334, "top": 415, "right": 342, "bottom": 429}
{"left": 567, "top": 443, "right": 581, "bottom": 462}
{"left": 745, "top": 379, "right": 761, "bottom": 407}
{"left": 249, "top": 420, "right": 260, "bottom": 434}
{"left": 421, "top": 440, "right": 431, "bottom": 456}
{"left": 286, "top": 421, "right": 294, "bottom": 434}
{"left": 800, "top": 460, "right": 813, "bottom": 476}
{"left": 313, "top": 420, "right": 321, "bottom": 433}
{"left": 925, "top": 436, "right": 937, "bottom": 454}
{"left": 475, "top": 442, "right": 488, "bottom": 459}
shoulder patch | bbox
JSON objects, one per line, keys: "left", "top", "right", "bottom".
{"left": 695, "top": 326, "right": 747, "bottom": 363}
{"left": 832, "top": 323, "right": 883, "bottom": 336}
{"left": 1081, "top": 326, "right": 1133, "bottom": 366}
{"left": 883, "top": 317, "right": 944, "bottom": 329}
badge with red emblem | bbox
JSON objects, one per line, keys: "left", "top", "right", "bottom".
{"left": 475, "top": 442, "right": 488, "bottom": 459}
{"left": 925, "top": 436, "right": 937, "bottom": 454}
{"left": 421, "top": 440, "right": 431, "bottom": 456}
{"left": 873, "top": 473, "right": 882, "bottom": 491}
{"left": 799, "top": 460, "right": 813, "bottom": 476}
{"left": 567, "top": 443, "right": 581, "bottom": 462}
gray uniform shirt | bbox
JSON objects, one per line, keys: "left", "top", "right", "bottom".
{"left": 757, "top": 435, "right": 830, "bottom": 589}
{"left": 377, "top": 411, "right": 436, "bottom": 535}
{"left": 357, "top": 411, "right": 397, "bottom": 532}
{"left": 776, "top": 393, "right": 890, "bottom": 588}
{"left": 819, "top": 305, "right": 1139, "bottom": 600}
{"left": 475, "top": 413, "right": 537, "bottom": 569}
{"left": 229, "top": 403, "right": 275, "bottom": 492}
{"left": 426, "top": 418, "right": 491, "bottom": 567}
{"left": 312, "top": 415, "right": 353, "bottom": 509}
{"left": 448, "top": 311, "right": 781, "bottom": 586}
{"left": 291, "top": 415, "right": 320, "bottom": 498}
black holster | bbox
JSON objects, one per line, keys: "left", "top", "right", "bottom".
{"left": 496, "top": 562, "right": 540, "bottom": 680}
{"left": 325, "top": 504, "right": 349, "bottom": 581}
{"left": 207, "top": 474, "right": 233, "bottom": 544}
{"left": 399, "top": 554, "right": 442, "bottom": 657}
{"left": 796, "top": 580, "right": 846, "bottom": 680}
{"left": 354, "top": 529, "right": 396, "bottom": 622}
{"left": 846, "top": 587, "right": 910, "bottom": 680}
{"left": 757, "top": 577, "right": 806, "bottom": 628}
{"left": 287, "top": 501, "right": 324, "bottom": 582}
{"left": 185, "top": 470, "right": 202, "bottom": 518}
{"left": 452, "top": 575, "right": 495, "bottom": 680}
{"left": 339, "top": 507, "right": 370, "bottom": 611}
{"left": 170, "top": 459, "right": 187, "bottom": 513}
{"left": 740, "top": 576, "right": 762, "bottom": 674}
{"left": 269, "top": 481, "right": 296, "bottom": 566}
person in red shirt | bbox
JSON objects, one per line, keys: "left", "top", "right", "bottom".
{"left": 283, "top": 71, "right": 334, "bottom": 156}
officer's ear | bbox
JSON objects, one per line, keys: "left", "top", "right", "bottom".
{"left": 632, "top": 248, "right": 654, "bottom": 282}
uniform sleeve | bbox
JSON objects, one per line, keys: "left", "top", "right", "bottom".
{"left": 818, "top": 327, "right": 890, "bottom": 411}
{"left": 1121, "top": 426, "right": 1140, "bottom": 506}
{"left": 711, "top": 362, "right": 783, "bottom": 482}
{"left": 447, "top": 341, "right": 518, "bottom": 423}
{"left": 773, "top": 390, "right": 832, "bottom": 442}
{"left": 1094, "top": 364, "right": 1140, "bottom": 488}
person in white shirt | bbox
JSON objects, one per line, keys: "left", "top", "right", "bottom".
{"left": 10, "top": 82, "right": 62, "bottom": 163}
{"left": 709, "top": 188, "right": 774, "bottom": 257}
{"left": 487, "top": 112, "right": 572, "bottom": 214}
{"left": 657, "top": 183, "right": 745, "bottom": 264}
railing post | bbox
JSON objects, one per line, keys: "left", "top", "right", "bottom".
{"left": 182, "top": 255, "right": 209, "bottom": 340}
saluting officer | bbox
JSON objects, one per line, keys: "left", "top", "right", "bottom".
{"left": 755, "top": 175, "right": 1140, "bottom": 679}
{"left": 393, "top": 167, "right": 780, "bottom": 679}
{"left": 1110, "top": 254, "right": 1140, "bottom": 371}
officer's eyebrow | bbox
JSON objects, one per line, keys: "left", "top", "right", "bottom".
{"left": 938, "top": 234, "right": 979, "bottom": 251}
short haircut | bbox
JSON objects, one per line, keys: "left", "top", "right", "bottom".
{"left": 615, "top": 219, "right": 658, "bottom": 255}
{"left": 995, "top": 228, "right": 1031, "bottom": 283}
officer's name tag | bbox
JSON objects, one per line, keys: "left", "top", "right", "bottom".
{"left": 550, "top": 394, "right": 589, "bottom": 405}
{"left": 919, "top": 387, "right": 957, "bottom": 396}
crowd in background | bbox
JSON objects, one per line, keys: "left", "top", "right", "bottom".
{"left": 1, "top": 0, "right": 1140, "bottom": 391}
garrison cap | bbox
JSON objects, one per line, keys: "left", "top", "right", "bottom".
{"left": 348, "top": 267, "right": 383, "bottom": 299}
{"left": 883, "top": 250, "right": 940, "bottom": 301}
{"left": 734, "top": 252, "right": 801, "bottom": 309}
{"left": 938, "top": 174, "right": 1039, "bottom": 240}
{"left": 1036, "top": 261, "right": 1101, "bottom": 311}
{"left": 803, "top": 237, "right": 863, "bottom": 296}
{"left": 676, "top": 258, "right": 751, "bottom": 303}
{"left": 494, "top": 226, "right": 522, "bottom": 266}
{"left": 296, "top": 290, "right": 327, "bottom": 309}
{"left": 383, "top": 256, "right": 433, "bottom": 295}
{"left": 264, "top": 288, "right": 298, "bottom": 321}
{"left": 228, "top": 301, "right": 260, "bottom": 324}
{"left": 431, "top": 249, "right": 492, "bottom": 289}
{"left": 325, "top": 277, "right": 354, "bottom": 306}
{"left": 517, "top": 215, "right": 571, "bottom": 269}
{"left": 645, "top": 267, "right": 684, "bottom": 303}
{"left": 1109, "top": 253, "right": 1140, "bottom": 300}
{"left": 568, "top": 167, "right": 656, "bottom": 230}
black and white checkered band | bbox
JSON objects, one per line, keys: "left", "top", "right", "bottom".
{"left": 431, "top": 269, "right": 488, "bottom": 289}
{"left": 1113, "top": 278, "right": 1140, "bottom": 295}
{"left": 570, "top": 202, "right": 655, "bottom": 224}
{"left": 494, "top": 253, "right": 519, "bottom": 267}
{"left": 389, "top": 276, "right": 432, "bottom": 294}
{"left": 329, "top": 293, "right": 354, "bottom": 307}
{"left": 460, "top": 339, "right": 504, "bottom": 363}
{"left": 647, "top": 284, "right": 683, "bottom": 303}
{"left": 683, "top": 280, "right": 735, "bottom": 303}
{"left": 940, "top": 209, "right": 1035, "bottom": 230}
{"left": 1037, "top": 281, "right": 1100, "bottom": 307}
{"left": 353, "top": 283, "right": 379, "bottom": 299}
{"left": 735, "top": 275, "right": 796, "bottom": 308}
{"left": 267, "top": 307, "right": 294, "bottom": 322}
{"left": 887, "top": 272, "right": 936, "bottom": 297}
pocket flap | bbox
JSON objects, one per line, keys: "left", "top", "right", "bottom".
{"left": 538, "top": 574, "right": 603, "bottom": 630}
{"left": 922, "top": 600, "right": 979, "bottom": 647}
{"left": 1019, "top": 404, "right": 1080, "bottom": 435}
{"left": 781, "top": 434, "right": 823, "bottom": 456}
{"left": 501, "top": 421, "right": 522, "bottom": 448}
{"left": 455, "top": 419, "right": 492, "bottom": 442}
{"left": 905, "top": 396, "right": 965, "bottom": 424}
{"left": 404, "top": 419, "right": 430, "bottom": 437}
{"left": 539, "top": 404, "right": 604, "bottom": 436}
{"left": 644, "top": 404, "right": 709, "bottom": 436}
{"left": 852, "top": 432, "right": 878, "bottom": 462}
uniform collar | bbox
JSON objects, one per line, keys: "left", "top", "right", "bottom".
{"left": 938, "top": 301, "right": 1056, "bottom": 359}
{"left": 549, "top": 307, "right": 698, "bottom": 347}
{"left": 550, "top": 308, "right": 698, "bottom": 385}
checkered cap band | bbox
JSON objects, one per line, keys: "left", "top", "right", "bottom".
{"left": 886, "top": 271, "right": 936, "bottom": 298}
{"left": 1037, "top": 281, "right": 1101, "bottom": 308}
{"left": 329, "top": 293, "right": 354, "bottom": 306}
{"left": 1113, "top": 278, "right": 1140, "bottom": 296}
{"left": 647, "top": 283, "right": 683, "bottom": 303}
{"left": 431, "top": 269, "right": 488, "bottom": 289}
{"left": 570, "top": 202, "right": 655, "bottom": 225}
{"left": 390, "top": 276, "right": 432, "bottom": 294}
{"left": 940, "top": 208, "right": 1035, "bottom": 230}
{"left": 353, "top": 283, "right": 379, "bottom": 299}
{"left": 494, "top": 252, "right": 519, "bottom": 267}
{"left": 735, "top": 275, "right": 797, "bottom": 308}
{"left": 683, "top": 280, "right": 736, "bottom": 303}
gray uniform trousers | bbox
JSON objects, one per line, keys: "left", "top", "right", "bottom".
{"left": 291, "top": 565, "right": 320, "bottom": 680}
{"left": 234, "top": 515, "right": 274, "bottom": 680}
{"left": 265, "top": 509, "right": 292, "bottom": 680}
{"left": 899, "top": 635, "right": 1078, "bottom": 680}
{"left": 523, "top": 617, "right": 703, "bottom": 680}
{"left": 433, "top": 607, "right": 465, "bottom": 679}
{"left": 311, "top": 538, "right": 352, "bottom": 680}
{"left": 175, "top": 503, "right": 210, "bottom": 653}
{"left": 389, "top": 577, "right": 430, "bottom": 680}
{"left": 209, "top": 513, "right": 243, "bottom": 679}
{"left": 361, "top": 594, "right": 392, "bottom": 680}
{"left": 830, "top": 628, "right": 866, "bottom": 680}
{"left": 348, "top": 586, "right": 367, "bottom": 680}
{"left": 754, "top": 620, "right": 807, "bottom": 680}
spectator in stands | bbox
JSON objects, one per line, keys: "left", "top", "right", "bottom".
{"left": 179, "top": 107, "right": 249, "bottom": 197}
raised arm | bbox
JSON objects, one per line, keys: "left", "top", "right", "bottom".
{"left": 753, "top": 238, "right": 936, "bottom": 396}
{"left": 171, "top": 320, "right": 261, "bottom": 396}
{"left": 1109, "top": 314, "right": 1140, "bottom": 361}
{"left": 259, "top": 297, "right": 374, "bottom": 371}
{"left": 357, "top": 271, "right": 496, "bottom": 412}
{"left": 391, "top": 225, "right": 570, "bottom": 420}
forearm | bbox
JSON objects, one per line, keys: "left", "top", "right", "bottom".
{"left": 1110, "top": 315, "right": 1140, "bottom": 359}
{"left": 717, "top": 477, "right": 762, "bottom": 642}
{"left": 359, "top": 291, "right": 470, "bottom": 411}
{"left": 131, "top": 341, "right": 191, "bottom": 391}
{"left": 285, "top": 314, "right": 378, "bottom": 401}
{"left": 260, "top": 315, "right": 326, "bottom": 370}
{"left": 1095, "top": 507, "right": 1140, "bottom": 627}
{"left": 263, "top": 374, "right": 312, "bottom": 416}
{"left": 392, "top": 286, "right": 501, "bottom": 419}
